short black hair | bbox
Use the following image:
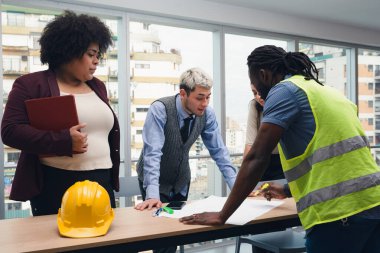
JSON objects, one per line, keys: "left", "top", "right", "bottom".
{"left": 39, "top": 10, "right": 113, "bottom": 70}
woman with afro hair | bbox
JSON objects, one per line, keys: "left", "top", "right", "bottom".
{"left": 1, "top": 10, "right": 120, "bottom": 216}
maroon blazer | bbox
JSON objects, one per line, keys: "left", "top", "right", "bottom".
{"left": 1, "top": 69, "right": 120, "bottom": 201}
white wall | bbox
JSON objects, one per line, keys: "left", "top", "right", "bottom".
{"left": 54, "top": 0, "right": 380, "bottom": 47}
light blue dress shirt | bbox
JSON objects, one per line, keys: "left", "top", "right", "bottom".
{"left": 142, "top": 95, "right": 237, "bottom": 200}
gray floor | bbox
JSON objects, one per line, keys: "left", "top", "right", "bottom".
{"left": 141, "top": 227, "right": 307, "bottom": 253}
{"left": 181, "top": 227, "right": 306, "bottom": 253}
{"left": 140, "top": 238, "right": 250, "bottom": 253}
{"left": 182, "top": 241, "right": 251, "bottom": 253}
{"left": 141, "top": 241, "right": 306, "bottom": 253}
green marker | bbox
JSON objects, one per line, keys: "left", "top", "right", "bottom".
{"left": 163, "top": 206, "right": 174, "bottom": 214}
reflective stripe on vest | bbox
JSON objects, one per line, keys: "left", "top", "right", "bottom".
{"left": 284, "top": 135, "right": 369, "bottom": 182}
{"left": 297, "top": 171, "right": 380, "bottom": 213}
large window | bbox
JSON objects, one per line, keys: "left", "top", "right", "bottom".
{"left": 299, "top": 42, "right": 350, "bottom": 95}
{"left": 129, "top": 21, "right": 213, "bottom": 202}
{"left": 358, "top": 49, "right": 380, "bottom": 163}
{"left": 224, "top": 34, "right": 287, "bottom": 166}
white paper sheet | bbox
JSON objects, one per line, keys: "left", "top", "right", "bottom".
{"left": 160, "top": 195, "right": 283, "bottom": 225}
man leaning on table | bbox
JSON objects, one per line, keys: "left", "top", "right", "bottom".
{"left": 135, "top": 68, "right": 237, "bottom": 210}
{"left": 135, "top": 67, "right": 238, "bottom": 253}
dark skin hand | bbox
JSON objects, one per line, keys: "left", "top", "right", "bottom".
{"left": 179, "top": 122, "right": 284, "bottom": 225}
{"left": 256, "top": 182, "right": 287, "bottom": 201}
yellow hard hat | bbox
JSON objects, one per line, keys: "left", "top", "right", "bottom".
{"left": 57, "top": 180, "right": 114, "bottom": 238}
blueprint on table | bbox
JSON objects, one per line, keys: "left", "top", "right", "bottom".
{"left": 160, "top": 195, "right": 284, "bottom": 225}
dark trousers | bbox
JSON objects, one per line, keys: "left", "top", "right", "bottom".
{"left": 306, "top": 215, "right": 380, "bottom": 253}
{"left": 30, "top": 165, "right": 116, "bottom": 216}
{"left": 139, "top": 180, "right": 189, "bottom": 253}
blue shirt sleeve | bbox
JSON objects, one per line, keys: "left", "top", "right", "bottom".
{"left": 142, "top": 101, "right": 167, "bottom": 200}
{"left": 261, "top": 82, "right": 300, "bottom": 130}
{"left": 201, "top": 107, "right": 237, "bottom": 190}
{"left": 262, "top": 81, "right": 316, "bottom": 159}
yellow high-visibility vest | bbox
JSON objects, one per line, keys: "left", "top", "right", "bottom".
{"left": 278, "top": 75, "right": 380, "bottom": 230}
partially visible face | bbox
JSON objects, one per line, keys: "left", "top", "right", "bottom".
{"left": 251, "top": 84, "right": 264, "bottom": 107}
{"left": 66, "top": 42, "right": 100, "bottom": 82}
{"left": 249, "top": 69, "right": 272, "bottom": 100}
{"left": 180, "top": 85, "right": 211, "bottom": 116}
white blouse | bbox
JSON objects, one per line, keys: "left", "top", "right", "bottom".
{"left": 40, "top": 91, "right": 114, "bottom": 170}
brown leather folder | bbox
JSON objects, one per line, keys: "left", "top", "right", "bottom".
{"left": 25, "top": 95, "right": 79, "bottom": 131}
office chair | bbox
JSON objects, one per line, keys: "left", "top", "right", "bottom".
{"left": 235, "top": 228, "right": 306, "bottom": 253}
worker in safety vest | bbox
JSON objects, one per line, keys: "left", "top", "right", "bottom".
{"left": 180, "top": 45, "right": 380, "bottom": 253}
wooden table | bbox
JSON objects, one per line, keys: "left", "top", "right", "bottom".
{"left": 0, "top": 198, "right": 300, "bottom": 252}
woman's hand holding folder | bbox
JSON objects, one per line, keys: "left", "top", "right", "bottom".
{"left": 70, "top": 123, "right": 88, "bottom": 153}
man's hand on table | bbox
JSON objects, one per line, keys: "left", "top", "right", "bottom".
{"left": 134, "top": 198, "right": 162, "bottom": 210}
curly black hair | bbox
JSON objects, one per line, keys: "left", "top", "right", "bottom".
{"left": 39, "top": 10, "right": 113, "bottom": 70}
{"left": 247, "top": 45, "right": 323, "bottom": 86}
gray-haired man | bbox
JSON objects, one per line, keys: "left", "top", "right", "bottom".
{"left": 135, "top": 68, "right": 237, "bottom": 215}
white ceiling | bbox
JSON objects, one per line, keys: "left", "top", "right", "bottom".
{"left": 205, "top": 0, "right": 380, "bottom": 32}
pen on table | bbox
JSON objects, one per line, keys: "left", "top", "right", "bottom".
{"left": 152, "top": 208, "right": 162, "bottom": 217}
{"left": 253, "top": 183, "right": 270, "bottom": 196}
{"left": 152, "top": 206, "right": 174, "bottom": 217}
